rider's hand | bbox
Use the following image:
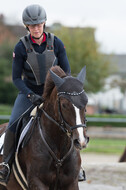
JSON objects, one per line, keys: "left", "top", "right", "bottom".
{"left": 27, "top": 93, "right": 44, "bottom": 106}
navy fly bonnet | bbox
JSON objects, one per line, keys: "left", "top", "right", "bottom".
{"left": 50, "top": 66, "right": 88, "bottom": 109}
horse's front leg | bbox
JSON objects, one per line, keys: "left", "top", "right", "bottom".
{"left": 62, "top": 179, "right": 79, "bottom": 190}
{"left": 28, "top": 177, "right": 49, "bottom": 190}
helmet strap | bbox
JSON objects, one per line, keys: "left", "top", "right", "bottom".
{"left": 32, "top": 33, "right": 43, "bottom": 40}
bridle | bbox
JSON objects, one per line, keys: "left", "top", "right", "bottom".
{"left": 39, "top": 90, "right": 87, "bottom": 137}
{"left": 57, "top": 96, "right": 87, "bottom": 137}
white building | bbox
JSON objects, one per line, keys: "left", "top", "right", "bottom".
{"left": 87, "top": 54, "right": 126, "bottom": 114}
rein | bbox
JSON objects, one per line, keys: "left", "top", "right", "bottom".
{"left": 37, "top": 116, "right": 74, "bottom": 190}
{"left": 38, "top": 116, "right": 74, "bottom": 165}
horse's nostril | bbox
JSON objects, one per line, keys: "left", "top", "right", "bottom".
{"left": 74, "top": 139, "right": 81, "bottom": 150}
{"left": 74, "top": 136, "right": 89, "bottom": 150}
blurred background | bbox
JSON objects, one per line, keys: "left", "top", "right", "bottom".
{"left": 0, "top": 1, "right": 126, "bottom": 188}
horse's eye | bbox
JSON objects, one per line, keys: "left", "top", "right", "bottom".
{"left": 61, "top": 103, "right": 67, "bottom": 109}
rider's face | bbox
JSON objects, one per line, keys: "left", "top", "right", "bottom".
{"left": 27, "top": 23, "right": 45, "bottom": 38}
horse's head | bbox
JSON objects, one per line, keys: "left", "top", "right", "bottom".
{"left": 49, "top": 66, "right": 89, "bottom": 150}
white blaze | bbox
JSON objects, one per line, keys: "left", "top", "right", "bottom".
{"left": 73, "top": 105, "right": 86, "bottom": 146}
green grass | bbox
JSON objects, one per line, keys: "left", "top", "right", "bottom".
{"left": 0, "top": 104, "right": 12, "bottom": 115}
{"left": 81, "top": 138, "right": 126, "bottom": 154}
{"left": 87, "top": 122, "right": 126, "bottom": 127}
{"left": 0, "top": 104, "right": 12, "bottom": 124}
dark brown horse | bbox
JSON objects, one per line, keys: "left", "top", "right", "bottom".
{"left": 0, "top": 66, "right": 89, "bottom": 190}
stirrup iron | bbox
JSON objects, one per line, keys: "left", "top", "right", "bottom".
{"left": 0, "top": 162, "right": 10, "bottom": 182}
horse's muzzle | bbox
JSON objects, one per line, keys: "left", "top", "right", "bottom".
{"left": 74, "top": 136, "right": 89, "bottom": 150}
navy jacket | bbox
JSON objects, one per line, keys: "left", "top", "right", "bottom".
{"left": 12, "top": 32, "right": 70, "bottom": 96}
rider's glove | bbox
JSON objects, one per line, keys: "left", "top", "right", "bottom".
{"left": 27, "top": 93, "right": 44, "bottom": 106}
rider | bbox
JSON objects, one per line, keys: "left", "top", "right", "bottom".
{"left": 0, "top": 4, "right": 85, "bottom": 182}
{"left": 0, "top": 4, "right": 70, "bottom": 182}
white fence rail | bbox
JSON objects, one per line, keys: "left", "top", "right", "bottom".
{"left": 0, "top": 115, "right": 10, "bottom": 120}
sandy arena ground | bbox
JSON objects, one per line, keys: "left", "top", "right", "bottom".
{"left": 79, "top": 153, "right": 126, "bottom": 190}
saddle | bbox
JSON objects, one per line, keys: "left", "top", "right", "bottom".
{"left": 17, "top": 106, "right": 40, "bottom": 149}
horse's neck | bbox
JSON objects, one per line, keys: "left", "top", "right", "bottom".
{"left": 42, "top": 100, "right": 60, "bottom": 137}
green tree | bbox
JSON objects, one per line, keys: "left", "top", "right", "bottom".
{"left": 0, "top": 41, "right": 18, "bottom": 104}
{"left": 50, "top": 25, "right": 110, "bottom": 93}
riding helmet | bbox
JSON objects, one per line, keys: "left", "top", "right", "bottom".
{"left": 22, "top": 4, "right": 47, "bottom": 25}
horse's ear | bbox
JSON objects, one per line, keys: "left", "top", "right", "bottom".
{"left": 50, "top": 69, "right": 65, "bottom": 88}
{"left": 77, "top": 66, "right": 86, "bottom": 84}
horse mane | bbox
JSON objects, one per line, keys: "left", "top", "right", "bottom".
{"left": 43, "top": 66, "right": 67, "bottom": 99}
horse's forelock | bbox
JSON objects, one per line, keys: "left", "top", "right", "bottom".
{"left": 43, "top": 66, "right": 66, "bottom": 99}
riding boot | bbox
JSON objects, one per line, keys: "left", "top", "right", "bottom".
{"left": 78, "top": 167, "right": 86, "bottom": 181}
{"left": 0, "top": 129, "right": 15, "bottom": 182}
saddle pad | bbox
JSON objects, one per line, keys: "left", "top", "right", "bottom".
{"left": 0, "top": 133, "right": 5, "bottom": 154}
{"left": 16, "top": 117, "right": 33, "bottom": 153}
{"left": 0, "top": 117, "right": 33, "bottom": 155}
